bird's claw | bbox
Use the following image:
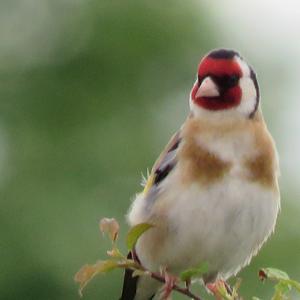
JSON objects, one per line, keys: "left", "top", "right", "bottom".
{"left": 160, "top": 268, "right": 178, "bottom": 300}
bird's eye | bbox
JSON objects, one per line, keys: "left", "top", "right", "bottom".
{"left": 227, "top": 75, "right": 239, "bottom": 87}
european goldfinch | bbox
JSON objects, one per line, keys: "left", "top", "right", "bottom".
{"left": 120, "top": 49, "right": 280, "bottom": 300}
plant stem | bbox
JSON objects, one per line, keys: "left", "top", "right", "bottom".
{"left": 150, "top": 271, "right": 203, "bottom": 300}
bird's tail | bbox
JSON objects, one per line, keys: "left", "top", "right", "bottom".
{"left": 119, "top": 252, "right": 139, "bottom": 300}
{"left": 119, "top": 252, "right": 160, "bottom": 300}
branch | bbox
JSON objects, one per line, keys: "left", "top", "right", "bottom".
{"left": 150, "top": 271, "right": 203, "bottom": 300}
{"left": 75, "top": 218, "right": 240, "bottom": 300}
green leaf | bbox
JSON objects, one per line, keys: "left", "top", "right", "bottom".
{"left": 126, "top": 223, "right": 154, "bottom": 250}
{"left": 179, "top": 262, "right": 209, "bottom": 281}
{"left": 275, "top": 281, "right": 291, "bottom": 294}
{"left": 259, "top": 268, "right": 290, "bottom": 281}
{"left": 272, "top": 282, "right": 290, "bottom": 300}
{"left": 259, "top": 267, "right": 300, "bottom": 300}
{"left": 285, "top": 279, "right": 300, "bottom": 293}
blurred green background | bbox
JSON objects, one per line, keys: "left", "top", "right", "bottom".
{"left": 1, "top": 0, "right": 299, "bottom": 299}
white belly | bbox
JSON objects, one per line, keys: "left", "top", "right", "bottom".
{"left": 131, "top": 171, "right": 280, "bottom": 280}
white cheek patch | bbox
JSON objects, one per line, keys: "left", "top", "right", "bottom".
{"left": 237, "top": 77, "right": 257, "bottom": 116}
{"left": 235, "top": 56, "right": 250, "bottom": 77}
{"left": 235, "top": 56, "right": 258, "bottom": 117}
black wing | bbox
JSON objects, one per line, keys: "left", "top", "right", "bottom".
{"left": 143, "top": 131, "right": 181, "bottom": 197}
{"left": 119, "top": 132, "right": 181, "bottom": 300}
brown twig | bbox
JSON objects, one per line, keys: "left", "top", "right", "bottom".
{"left": 149, "top": 271, "right": 203, "bottom": 300}
{"left": 129, "top": 249, "right": 204, "bottom": 300}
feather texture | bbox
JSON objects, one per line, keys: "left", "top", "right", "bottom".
{"left": 121, "top": 49, "right": 280, "bottom": 300}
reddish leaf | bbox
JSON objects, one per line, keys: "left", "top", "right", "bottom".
{"left": 99, "top": 218, "right": 120, "bottom": 242}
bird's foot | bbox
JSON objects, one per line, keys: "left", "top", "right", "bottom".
{"left": 159, "top": 268, "right": 178, "bottom": 300}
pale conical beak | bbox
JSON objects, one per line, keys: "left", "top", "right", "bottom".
{"left": 195, "top": 76, "right": 220, "bottom": 98}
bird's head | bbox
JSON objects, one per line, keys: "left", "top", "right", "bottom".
{"left": 190, "top": 49, "right": 259, "bottom": 119}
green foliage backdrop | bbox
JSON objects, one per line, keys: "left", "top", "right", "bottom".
{"left": 0, "top": 1, "right": 299, "bottom": 299}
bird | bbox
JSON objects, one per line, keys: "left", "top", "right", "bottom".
{"left": 120, "top": 49, "right": 280, "bottom": 300}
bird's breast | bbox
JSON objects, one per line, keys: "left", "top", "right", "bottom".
{"left": 137, "top": 170, "right": 280, "bottom": 278}
{"left": 178, "top": 116, "right": 278, "bottom": 191}
{"left": 133, "top": 117, "right": 280, "bottom": 278}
